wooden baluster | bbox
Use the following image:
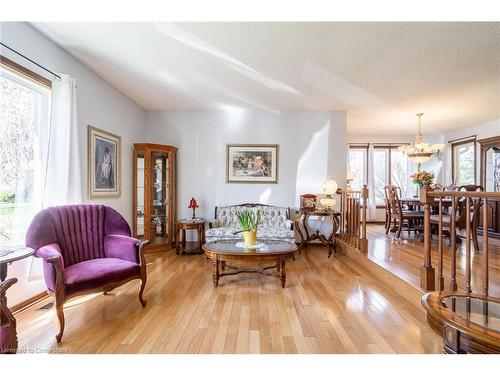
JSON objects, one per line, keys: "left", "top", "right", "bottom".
{"left": 465, "top": 197, "right": 472, "bottom": 293}
{"left": 482, "top": 197, "right": 489, "bottom": 296}
{"left": 450, "top": 196, "right": 457, "bottom": 291}
{"left": 438, "top": 196, "right": 444, "bottom": 291}
{"left": 361, "top": 185, "right": 368, "bottom": 240}
{"left": 419, "top": 184, "right": 435, "bottom": 291}
{"left": 339, "top": 191, "right": 344, "bottom": 235}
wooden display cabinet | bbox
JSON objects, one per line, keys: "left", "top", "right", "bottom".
{"left": 133, "top": 143, "right": 177, "bottom": 250}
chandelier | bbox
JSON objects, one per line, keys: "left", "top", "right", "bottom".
{"left": 398, "top": 113, "right": 445, "bottom": 164}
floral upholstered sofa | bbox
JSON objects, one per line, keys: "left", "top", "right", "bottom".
{"left": 205, "top": 203, "right": 295, "bottom": 243}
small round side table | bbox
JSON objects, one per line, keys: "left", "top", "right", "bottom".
{"left": 175, "top": 218, "right": 206, "bottom": 255}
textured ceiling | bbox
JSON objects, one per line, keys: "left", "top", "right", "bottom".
{"left": 33, "top": 22, "right": 500, "bottom": 135}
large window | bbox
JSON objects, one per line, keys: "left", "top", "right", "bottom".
{"left": 0, "top": 58, "right": 51, "bottom": 245}
{"left": 348, "top": 147, "right": 367, "bottom": 191}
{"left": 452, "top": 140, "right": 476, "bottom": 186}
{"left": 349, "top": 144, "right": 416, "bottom": 205}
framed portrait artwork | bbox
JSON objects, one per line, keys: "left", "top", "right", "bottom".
{"left": 226, "top": 144, "right": 279, "bottom": 183}
{"left": 88, "top": 126, "right": 121, "bottom": 198}
{"left": 300, "top": 194, "right": 317, "bottom": 211}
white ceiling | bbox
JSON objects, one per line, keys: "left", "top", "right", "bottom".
{"left": 33, "top": 22, "right": 500, "bottom": 135}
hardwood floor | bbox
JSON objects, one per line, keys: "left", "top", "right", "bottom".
{"left": 365, "top": 224, "right": 500, "bottom": 296}
{"left": 15, "top": 246, "right": 442, "bottom": 354}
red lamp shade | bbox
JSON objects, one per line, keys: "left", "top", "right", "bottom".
{"left": 188, "top": 197, "right": 199, "bottom": 209}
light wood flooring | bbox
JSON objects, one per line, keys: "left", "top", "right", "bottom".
{"left": 364, "top": 224, "right": 500, "bottom": 296}
{"left": 15, "top": 245, "right": 442, "bottom": 354}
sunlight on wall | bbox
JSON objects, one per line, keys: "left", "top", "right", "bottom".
{"left": 259, "top": 188, "right": 272, "bottom": 204}
{"left": 295, "top": 122, "right": 330, "bottom": 207}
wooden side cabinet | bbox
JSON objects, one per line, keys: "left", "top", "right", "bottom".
{"left": 133, "top": 143, "right": 177, "bottom": 251}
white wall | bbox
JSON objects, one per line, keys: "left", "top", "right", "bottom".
{"left": 1, "top": 22, "right": 147, "bottom": 305}
{"left": 442, "top": 118, "right": 500, "bottom": 186}
{"left": 147, "top": 110, "right": 347, "bottom": 221}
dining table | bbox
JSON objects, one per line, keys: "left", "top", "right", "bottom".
{"left": 400, "top": 197, "right": 453, "bottom": 211}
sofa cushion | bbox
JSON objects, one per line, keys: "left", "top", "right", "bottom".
{"left": 64, "top": 258, "right": 140, "bottom": 295}
{"left": 206, "top": 226, "right": 295, "bottom": 241}
{"left": 215, "top": 205, "right": 289, "bottom": 228}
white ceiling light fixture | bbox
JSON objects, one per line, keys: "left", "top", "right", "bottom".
{"left": 398, "top": 113, "right": 445, "bottom": 164}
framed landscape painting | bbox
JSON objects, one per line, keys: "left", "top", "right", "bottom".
{"left": 226, "top": 144, "right": 279, "bottom": 183}
{"left": 88, "top": 126, "right": 121, "bottom": 198}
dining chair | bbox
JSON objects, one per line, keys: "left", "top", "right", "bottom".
{"left": 430, "top": 185, "right": 483, "bottom": 250}
{"left": 385, "top": 185, "right": 424, "bottom": 238}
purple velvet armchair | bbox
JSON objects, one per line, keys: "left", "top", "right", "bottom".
{"left": 1, "top": 278, "right": 18, "bottom": 354}
{"left": 26, "top": 204, "right": 148, "bottom": 343}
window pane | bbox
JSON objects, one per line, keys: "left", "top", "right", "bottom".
{"left": 373, "top": 149, "right": 387, "bottom": 204}
{"left": 348, "top": 149, "right": 366, "bottom": 191}
{"left": 454, "top": 143, "right": 475, "bottom": 186}
{"left": 391, "top": 149, "right": 416, "bottom": 198}
{"left": 0, "top": 72, "right": 48, "bottom": 244}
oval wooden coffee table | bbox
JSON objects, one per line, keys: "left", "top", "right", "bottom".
{"left": 422, "top": 291, "right": 500, "bottom": 354}
{"left": 202, "top": 239, "right": 297, "bottom": 288}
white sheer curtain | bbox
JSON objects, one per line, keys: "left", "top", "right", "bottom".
{"left": 367, "top": 143, "right": 377, "bottom": 221}
{"left": 30, "top": 74, "right": 82, "bottom": 281}
{"left": 41, "top": 74, "right": 82, "bottom": 207}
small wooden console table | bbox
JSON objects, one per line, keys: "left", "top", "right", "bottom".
{"left": 294, "top": 209, "right": 340, "bottom": 257}
{"left": 175, "top": 218, "right": 206, "bottom": 255}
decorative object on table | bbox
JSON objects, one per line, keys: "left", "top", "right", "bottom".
{"left": 319, "top": 178, "right": 338, "bottom": 211}
{"left": 431, "top": 183, "right": 444, "bottom": 191}
{"left": 397, "top": 113, "right": 445, "bottom": 164}
{"left": 235, "top": 241, "right": 265, "bottom": 249}
{"left": 88, "top": 126, "right": 121, "bottom": 198}
{"left": 188, "top": 197, "right": 199, "bottom": 220}
{"left": 175, "top": 218, "right": 206, "bottom": 255}
{"left": 206, "top": 203, "right": 294, "bottom": 243}
{"left": 411, "top": 170, "right": 435, "bottom": 188}
{"left": 233, "top": 210, "right": 262, "bottom": 247}
{"left": 346, "top": 168, "right": 356, "bottom": 190}
{"left": 300, "top": 194, "right": 317, "bottom": 211}
{"left": 294, "top": 209, "right": 340, "bottom": 257}
{"left": 133, "top": 143, "right": 177, "bottom": 251}
{"left": 226, "top": 144, "right": 279, "bottom": 183}
{"left": 26, "top": 205, "right": 148, "bottom": 343}
{"left": 0, "top": 247, "right": 34, "bottom": 354}
{"left": 202, "top": 239, "right": 297, "bottom": 288}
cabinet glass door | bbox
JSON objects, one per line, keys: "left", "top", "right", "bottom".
{"left": 150, "top": 152, "right": 169, "bottom": 245}
{"left": 136, "top": 152, "right": 145, "bottom": 238}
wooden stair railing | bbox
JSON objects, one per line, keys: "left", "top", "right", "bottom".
{"left": 419, "top": 184, "right": 500, "bottom": 295}
{"left": 337, "top": 185, "right": 368, "bottom": 252}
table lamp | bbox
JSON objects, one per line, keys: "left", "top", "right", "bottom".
{"left": 188, "top": 197, "right": 199, "bottom": 220}
{"left": 320, "top": 178, "right": 337, "bottom": 211}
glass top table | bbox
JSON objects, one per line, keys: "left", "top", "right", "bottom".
{"left": 0, "top": 246, "right": 35, "bottom": 281}
{"left": 444, "top": 295, "right": 500, "bottom": 333}
{"left": 202, "top": 240, "right": 297, "bottom": 288}
{"left": 203, "top": 239, "right": 297, "bottom": 255}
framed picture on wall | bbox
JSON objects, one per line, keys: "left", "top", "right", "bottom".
{"left": 88, "top": 125, "right": 121, "bottom": 198}
{"left": 226, "top": 144, "right": 279, "bottom": 183}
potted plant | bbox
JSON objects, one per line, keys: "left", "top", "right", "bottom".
{"left": 234, "top": 210, "right": 262, "bottom": 246}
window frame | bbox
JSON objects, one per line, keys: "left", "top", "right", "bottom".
{"left": 0, "top": 58, "right": 52, "bottom": 245}
{"left": 451, "top": 138, "right": 477, "bottom": 186}
{"left": 348, "top": 143, "right": 411, "bottom": 207}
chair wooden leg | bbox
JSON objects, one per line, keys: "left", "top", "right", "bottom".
{"left": 472, "top": 225, "right": 480, "bottom": 252}
{"left": 139, "top": 276, "right": 147, "bottom": 308}
{"left": 397, "top": 219, "right": 402, "bottom": 239}
{"left": 55, "top": 300, "right": 65, "bottom": 343}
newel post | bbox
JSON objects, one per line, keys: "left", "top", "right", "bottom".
{"left": 420, "top": 182, "right": 435, "bottom": 291}
{"left": 359, "top": 185, "right": 368, "bottom": 253}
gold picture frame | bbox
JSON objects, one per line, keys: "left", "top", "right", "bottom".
{"left": 88, "top": 125, "right": 121, "bottom": 198}
{"left": 226, "top": 144, "right": 279, "bottom": 184}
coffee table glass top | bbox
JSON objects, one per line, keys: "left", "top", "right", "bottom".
{"left": 443, "top": 296, "right": 500, "bottom": 333}
{"left": 0, "top": 246, "right": 34, "bottom": 264}
{"left": 204, "top": 239, "right": 297, "bottom": 255}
